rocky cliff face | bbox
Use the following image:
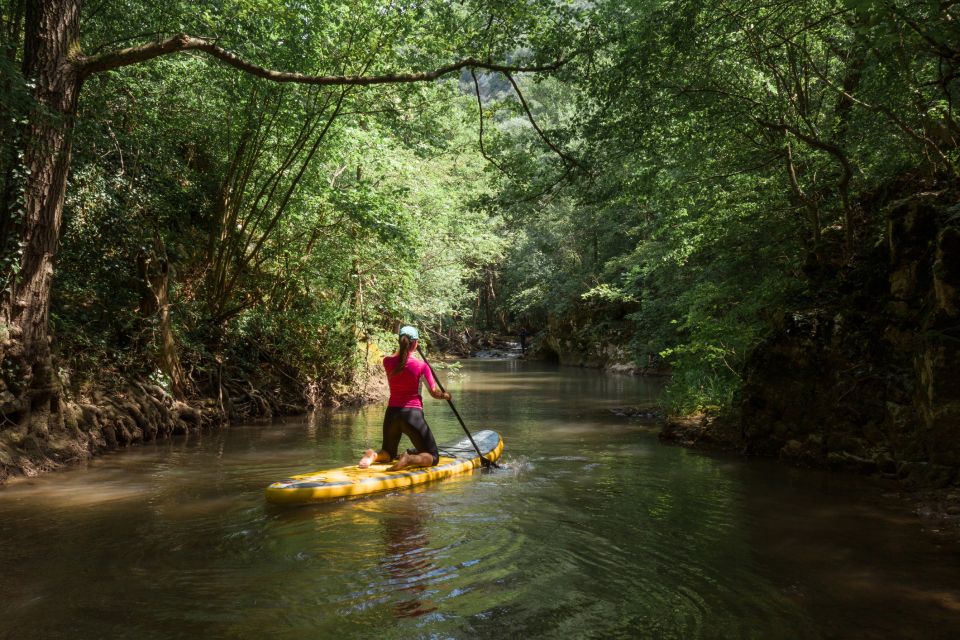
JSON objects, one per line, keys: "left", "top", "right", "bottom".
{"left": 542, "top": 333, "right": 637, "bottom": 371}
{"left": 735, "top": 193, "right": 960, "bottom": 487}
{"left": 532, "top": 318, "right": 666, "bottom": 374}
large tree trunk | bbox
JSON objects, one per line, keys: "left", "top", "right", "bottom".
{"left": 1, "top": 0, "right": 81, "bottom": 447}
{"left": 152, "top": 253, "right": 187, "bottom": 400}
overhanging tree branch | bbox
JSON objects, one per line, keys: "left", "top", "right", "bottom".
{"left": 765, "top": 24, "right": 954, "bottom": 168}
{"left": 469, "top": 68, "right": 510, "bottom": 176}
{"left": 759, "top": 118, "right": 855, "bottom": 253}
{"left": 504, "top": 71, "right": 580, "bottom": 168}
{"left": 76, "top": 33, "right": 572, "bottom": 83}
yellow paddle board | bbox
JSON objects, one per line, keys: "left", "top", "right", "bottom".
{"left": 265, "top": 429, "right": 503, "bottom": 504}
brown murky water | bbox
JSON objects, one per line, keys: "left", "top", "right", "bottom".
{"left": 0, "top": 359, "right": 958, "bottom": 639}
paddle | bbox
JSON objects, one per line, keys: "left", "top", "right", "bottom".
{"left": 417, "top": 345, "right": 500, "bottom": 469}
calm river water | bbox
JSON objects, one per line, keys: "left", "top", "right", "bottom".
{"left": 1, "top": 359, "right": 959, "bottom": 639}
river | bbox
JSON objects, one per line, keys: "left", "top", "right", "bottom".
{"left": 1, "top": 359, "right": 958, "bottom": 639}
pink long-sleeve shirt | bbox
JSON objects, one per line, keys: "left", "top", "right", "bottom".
{"left": 383, "top": 354, "right": 437, "bottom": 408}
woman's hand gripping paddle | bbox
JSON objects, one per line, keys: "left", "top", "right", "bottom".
{"left": 417, "top": 346, "right": 500, "bottom": 469}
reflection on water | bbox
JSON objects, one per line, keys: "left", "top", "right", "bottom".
{"left": 0, "top": 360, "right": 958, "bottom": 639}
{"left": 381, "top": 503, "right": 438, "bottom": 619}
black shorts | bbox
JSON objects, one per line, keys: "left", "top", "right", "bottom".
{"left": 381, "top": 407, "right": 440, "bottom": 466}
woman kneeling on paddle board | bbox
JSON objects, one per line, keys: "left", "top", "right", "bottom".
{"left": 358, "top": 325, "right": 451, "bottom": 471}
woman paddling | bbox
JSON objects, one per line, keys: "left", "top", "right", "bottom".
{"left": 358, "top": 325, "right": 451, "bottom": 471}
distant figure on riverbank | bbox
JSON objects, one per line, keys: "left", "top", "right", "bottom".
{"left": 358, "top": 325, "right": 451, "bottom": 471}
{"left": 519, "top": 327, "right": 528, "bottom": 355}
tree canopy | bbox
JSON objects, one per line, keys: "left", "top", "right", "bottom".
{"left": 1, "top": 0, "right": 957, "bottom": 420}
{"left": 474, "top": 0, "right": 958, "bottom": 410}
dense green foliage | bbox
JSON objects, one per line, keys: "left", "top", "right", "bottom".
{"left": 477, "top": 0, "right": 959, "bottom": 411}
{"left": 57, "top": 74, "right": 494, "bottom": 400}
{"left": 2, "top": 0, "right": 957, "bottom": 414}
{"left": 27, "top": 0, "right": 579, "bottom": 404}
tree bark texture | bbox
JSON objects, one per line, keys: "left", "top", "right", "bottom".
{"left": 0, "top": 0, "right": 86, "bottom": 478}
{"left": 1, "top": 0, "right": 81, "bottom": 439}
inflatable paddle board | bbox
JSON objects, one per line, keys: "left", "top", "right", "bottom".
{"left": 265, "top": 429, "right": 503, "bottom": 504}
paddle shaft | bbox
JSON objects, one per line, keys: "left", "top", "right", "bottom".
{"left": 417, "top": 346, "right": 498, "bottom": 468}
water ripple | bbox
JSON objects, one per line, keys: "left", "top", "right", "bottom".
{"left": 0, "top": 361, "right": 957, "bottom": 639}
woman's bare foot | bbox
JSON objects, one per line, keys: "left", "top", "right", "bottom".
{"left": 387, "top": 452, "right": 411, "bottom": 471}
{"left": 358, "top": 449, "right": 378, "bottom": 469}
{"left": 387, "top": 451, "right": 433, "bottom": 471}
